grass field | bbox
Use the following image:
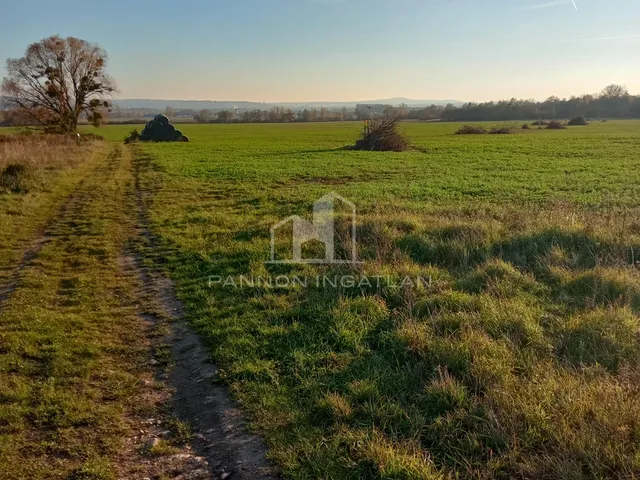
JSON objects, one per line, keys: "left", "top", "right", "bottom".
{"left": 116, "top": 120, "right": 640, "bottom": 478}
{"left": 3, "top": 120, "right": 640, "bottom": 479}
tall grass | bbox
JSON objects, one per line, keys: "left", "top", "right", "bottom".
{"left": 0, "top": 134, "right": 101, "bottom": 192}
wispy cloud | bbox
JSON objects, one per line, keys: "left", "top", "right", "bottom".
{"left": 553, "top": 34, "right": 640, "bottom": 43}
{"left": 519, "top": 0, "right": 572, "bottom": 10}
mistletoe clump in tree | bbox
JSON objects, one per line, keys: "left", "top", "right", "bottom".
{"left": 1, "top": 35, "right": 116, "bottom": 133}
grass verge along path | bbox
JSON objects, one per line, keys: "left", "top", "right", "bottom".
{"left": 0, "top": 144, "right": 212, "bottom": 479}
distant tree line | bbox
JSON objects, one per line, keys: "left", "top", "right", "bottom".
{"left": 355, "top": 103, "right": 409, "bottom": 120}
{"left": 408, "top": 85, "right": 638, "bottom": 122}
{"left": 191, "top": 85, "right": 639, "bottom": 124}
{"left": 4, "top": 82, "right": 639, "bottom": 127}
{"left": 194, "top": 106, "right": 354, "bottom": 123}
{"left": 194, "top": 105, "right": 414, "bottom": 124}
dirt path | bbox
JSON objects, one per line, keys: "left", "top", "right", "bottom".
{"left": 131, "top": 148, "right": 277, "bottom": 480}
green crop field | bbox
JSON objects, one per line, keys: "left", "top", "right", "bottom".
{"left": 110, "top": 120, "right": 639, "bottom": 479}
{"left": 94, "top": 120, "right": 640, "bottom": 204}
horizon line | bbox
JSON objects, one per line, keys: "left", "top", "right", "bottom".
{"left": 111, "top": 96, "right": 464, "bottom": 104}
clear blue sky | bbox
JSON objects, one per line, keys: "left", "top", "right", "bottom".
{"left": 1, "top": 0, "right": 639, "bottom": 102}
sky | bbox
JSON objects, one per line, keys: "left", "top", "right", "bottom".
{"left": 1, "top": 0, "right": 639, "bottom": 103}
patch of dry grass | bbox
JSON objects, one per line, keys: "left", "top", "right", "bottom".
{"left": 0, "top": 134, "right": 99, "bottom": 183}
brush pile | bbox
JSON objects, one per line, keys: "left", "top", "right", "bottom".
{"left": 354, "top": 117, "right": 410, "bottom": 151}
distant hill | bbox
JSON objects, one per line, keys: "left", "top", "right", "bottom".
{"left": 1, "top": 95, "right": 464, "bottom": 112}
{"left": 112, "top": 97, "right": 464, "bottom": 111}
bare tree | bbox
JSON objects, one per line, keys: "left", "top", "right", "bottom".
{"left": 601, "top": 84, "right": 629, "bottom": 99}
{"left": 284, "top": 109, "right": 295, "bottom": 122}
{"left": 217, "top": 110, "right": 234, "bottom": 123}
{"left": 250, "top": 109, "right": 263, "bottom": 123}
{"left": 194, "top": 109, "right": 212, "bottom": 123}
{"left": 1, "top": 35, "right": 116, "bottom": 133}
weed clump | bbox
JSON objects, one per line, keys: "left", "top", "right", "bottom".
{"left": 488, "top": 123, "right": 516, "bottom": 134}
{"left": 546, "top": 120, "right": 567, "bottom": 130}
{"left": 124, "top": 128, "right": 140, "bottom": 144}
{"left": 0, "top": 163, "right": 30, "bottom": 193}
{"left": 422, "top": 367, "right": 469, "bottom": 417}
{"left": 456, "top": 125, "right": 487, "bottom": 135}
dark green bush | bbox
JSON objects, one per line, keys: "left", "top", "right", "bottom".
{"left": 124, "top": 129, "right": 140, "bottom": 144}
{"left": 568, "top": 116, "right": 589, "bottom": 126}
{"left": 546, "top": 120, "right": 566, "bottom": 130}
{"left": 0, "top": 163, "right": 30, "bottom": 193}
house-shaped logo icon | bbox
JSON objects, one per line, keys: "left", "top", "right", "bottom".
{"left": 268, "top": 192, "right": 359, "bottom": 264}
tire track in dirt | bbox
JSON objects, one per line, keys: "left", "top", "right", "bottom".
{"left": 0, "top": 154, "right": 102, "bottom": 308}
{"left": 131, "top": 149, "right": 278, "bottom": 480}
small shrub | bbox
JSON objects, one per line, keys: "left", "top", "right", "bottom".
{"left": 489, "top": 123, "right": 516, "bottom": 134}
{"left": 124, "top": 128, "right": 140, "bottom": 144}
{"left": 354, "top": 117, "right": 410, "bottom": 152}
{"left": 0, "top": 163, "right": 30, "bottom": 193}
{"left": 456, "top": 125, "right": 487, "bottom": 135}
{"left": 568, "top": 116, "right": 589, "bottom": 126}
{"left": 522, "top": 124, "right": 530, "bottom": 130}
{"left": 546, "top": 120, "right": 566, "bottom": 130}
